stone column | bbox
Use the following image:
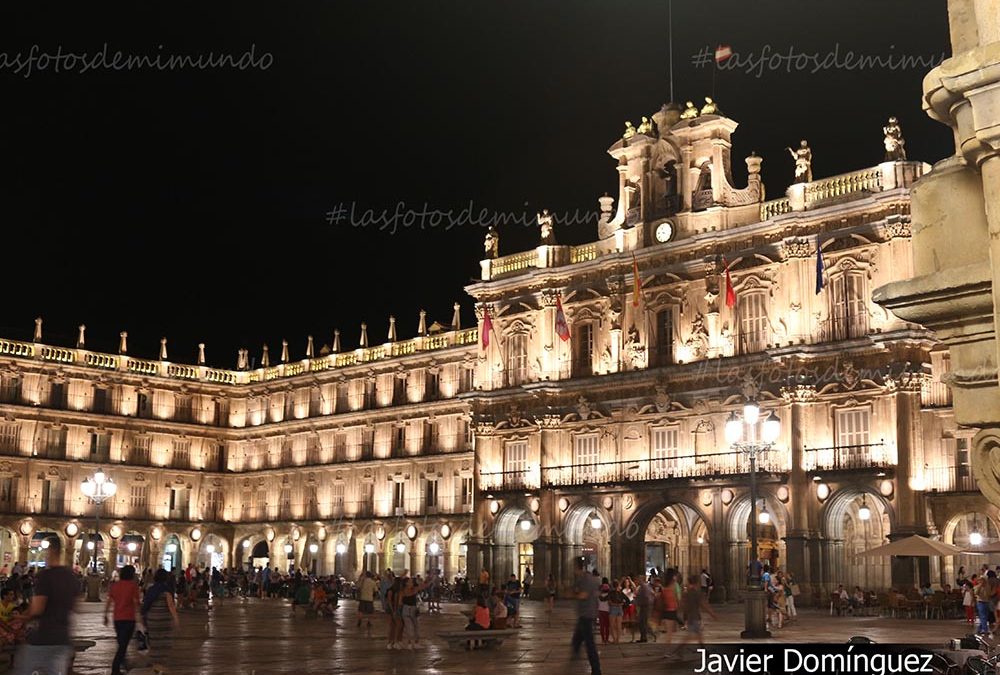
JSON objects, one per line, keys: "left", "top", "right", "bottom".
{"left": 783, "top": 390, "right": 815, "bottom": 597}
{"left": 709, "top": 488, "right": 727, "bottom": 603}
{"left": 890, "top": 388, "right": 930, "bottom": 587}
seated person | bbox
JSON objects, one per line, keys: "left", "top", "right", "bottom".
{"left": 920, "top": 582, "right": 934, "bottom": 597}
{"left": 0, "top": 591, "right": 26, "bottom": 646}
{"left": 492, "top": 591, "right": 508, "bottom": 629}
{"left": 465, "top": 597, "right": 491, "bottom": 631}
{"left": 292, "top": 580, "right": 312, "bottom": 614}
{"left": 851, "top": 587, "right": 865, "bottom": 610}
{"left": 311, "top": 583, "right": 332, "bottom": 615}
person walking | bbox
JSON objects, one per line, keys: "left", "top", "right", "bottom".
{"left": 356, "top": 571, "right": 377, "bottom": 636}
{"left": 570, "top": 557, "right": 601, "bottom": 675}
{"left": 13, "top": 537, "right": 77, "bottom": 675}
{"left": 634, "top": 573, "right": 654, "bottom": 643}
{"left": 544, "top": 574, "right": 556, "bottom": 626}
{"left": 104, "top": 564, "right": 141, "bottom": 675}
{"left": 522, "top": 567, "right": 534, "bottom": 599}
{"left": 597, "top": 579, "right": 611, "bottom": 644}
{"left": 666, "top": 575, "right": 718, "bottom": 660}
{"left": 142, "top": 568, "right": 180, "bottom": 674}
{"left": 975, "top": 571, "right": 995, "bottom": 636}
{"left": 400, "top": 574, "right": 432, "bottom": 650}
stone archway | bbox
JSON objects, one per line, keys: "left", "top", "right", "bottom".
{"left": 563, "top": 503, "right": 610, "bottom": 579}
{"left": 492, "top": 506, "right": 536, "bottom": 585}
{"left": 820, "top": 487, "right": 894, "bottom": 592}
{"left": 0, "top": 527, "right": 18, "bottom": 573}
{"left": 725, "top": 489, "right": 789, "bottom": 597}
{"left": 643, "top": 504, "right": 710, "bottom": 580}
{"left": 944, "top": 511, "right": 1000, "bottom": 584}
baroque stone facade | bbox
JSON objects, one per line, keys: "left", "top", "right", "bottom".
{"left": 0, "top": 105, "right": 992, "bottom": 604}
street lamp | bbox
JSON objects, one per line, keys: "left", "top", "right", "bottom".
{"left": 725, "top": 402, "right": 780, "bottom": 639}
{"left": 80, "top": 469, "right": 117, "bottom": 602}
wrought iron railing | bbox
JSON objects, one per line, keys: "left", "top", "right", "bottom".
{"left": 925, "top": 466, "right": 978, "bottom": 493}
{"left": 802, "top": 441, "right": 892, "bottom": 471}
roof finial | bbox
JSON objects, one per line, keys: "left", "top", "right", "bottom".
{"left": 306, "top": 335, "right": 314, "bottom": 359}
{"left": 387, "top": 316, "right": 397, "bottom": 342}
{"left": 261, "top": 344, "right": 270, "bottom": 368}
{"left": 198, "top": 343, "right": 206, "bottom": 365}
{"left": 281, "top": 339, "right": 289, "bottom": 363}
{"left": 119, "top": 331, "right": 128, "bottom": 355}
{"left": 359, "top": 323, "right": 368, "bottom": 349}
{"left": 418, "top": 310, "right": 427, "bottom": 337}
{"left": 33, "top": 317, "right": 42, "bottom": 343}
{"left": 452, "top": 302, "right": 461, "bottom": 331}
{"left": 237, "top": 348, "right": 248, "bottom": 370}
{"left": 159, "top": 337, "right": 168, "bottom": 361}
{"left": 332, "top": 329, "right": 341, "bottom": 353}
{"left": 76, "top": 325, "right": 86, "bottom": 349}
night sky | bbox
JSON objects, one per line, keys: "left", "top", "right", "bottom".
{"left": 0, "top": 1, "right": 952, "bottom": 367}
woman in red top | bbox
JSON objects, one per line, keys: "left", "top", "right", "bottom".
{"left": 104, "top": 564, "right": 141, "bottom": 675}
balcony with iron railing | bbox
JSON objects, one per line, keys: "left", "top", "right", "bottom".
{"left": 803, "top": 441, "right": 893, "bottom": 472}
{"left": 481, "top": 450, "right": 790, "bottom": 492}
{"left": 817, "top": 314, "right": 870, "bottom": 343}
{"left": 924, "top": 466, "right": 979, "bottom": 493}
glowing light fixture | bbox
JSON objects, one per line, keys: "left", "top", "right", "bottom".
{"left": 858, "top": 495, "right": 872, "bottom": 522}
{"left": 127, "top": 542, "right": 138, "bottom": 552}
{"left": 364, "top": 542, "right": 375, "bottom": 554}
{"left": 242, "top": 540, "right": 250, "bottom": 549}
{"left": 428, "top": 542, "right": 440, "bottom": 555}
{"left": 335, "top": 542, "right": 346, "bottom": 555}
{"left": 395, "top": 541, "right": 406, "bottom": 554}
{"left": 590, "top": 512, "right": 602, "bottom": 529}
{"left": 970, "top": 531, "right": 984, "bottom": 546}
{"left": 283, "top": 543, "right": 293, "bottom": 554}
{"left": 758, "top": 503, "right": 771, "bottom": 524}
{"left": 309, "top": 543, "right": 319, "bottom": 554}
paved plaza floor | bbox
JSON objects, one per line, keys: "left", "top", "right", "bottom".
{"left": 63, "top": 597, "right": 976, "bottom": 674}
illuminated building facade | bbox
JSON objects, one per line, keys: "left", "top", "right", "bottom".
{"left": 0, "top": 104, "right": 991, "bottom": 601}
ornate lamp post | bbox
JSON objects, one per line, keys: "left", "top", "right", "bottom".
{"left": 725, "top": 401, "right": 780, "bottom": 639}
{"left": 80, "top": 469, "right": 117, "bottom": 602}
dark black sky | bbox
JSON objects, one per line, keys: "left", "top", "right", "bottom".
{"left": 0, "top": 1, "right": 952, "bottom": 367}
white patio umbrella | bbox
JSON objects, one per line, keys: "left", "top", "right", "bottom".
{"left": 857, "top": 534, "right": 977, "bottom": 557}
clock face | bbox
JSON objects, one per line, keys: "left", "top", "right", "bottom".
{"left": 655, "top": 222, "right": 674, "bottom": 243}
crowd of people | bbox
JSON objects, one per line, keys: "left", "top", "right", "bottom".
{"left": 0, "top": 543, "right": 734, "bottom": 675}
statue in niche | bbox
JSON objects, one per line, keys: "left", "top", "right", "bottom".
{"left": 883, "top": 116, "right": 906, "bottom": 161}
{"left": 786, "top": 140, "right": 813, "bottom": 183}
{"left": 685, "top": 314, "right": 710, "bottom": 359}
{"left": 484, "top": 226, "right": 499, "bottom": 259}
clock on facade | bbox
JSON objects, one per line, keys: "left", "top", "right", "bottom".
{"left": 655, "top": 221, "right": 674, "bottom": 243}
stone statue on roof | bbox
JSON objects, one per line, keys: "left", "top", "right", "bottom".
{"left": 484, "top": 225, "right": 499, "bottom": 259}
{"left": 883, "top": 116, "right": 906, "bottom": 161}
{"left": 700, "top": 97, "right": 719, "bottom": 116}
{"left": 538, "top": 209, "right": 556, "bottom": 245}
{"left": 637, "top": 116, "right": 653, "bottom": 135}
{"left": 786, "top": 139, "right": 813, "bottom": 183}
{"left": 680, "top": 101, "right": 699, "bottom": 119}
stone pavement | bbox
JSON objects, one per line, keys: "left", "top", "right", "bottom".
{"left": 63, "top": 597, "right": 975, "bottom": 674}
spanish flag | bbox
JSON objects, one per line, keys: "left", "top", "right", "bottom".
{"left": 632, "top": 254, "right": 642, "bottom": 307}
{"left": 722, "top": 255, "right": 736, "bottom": 308}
